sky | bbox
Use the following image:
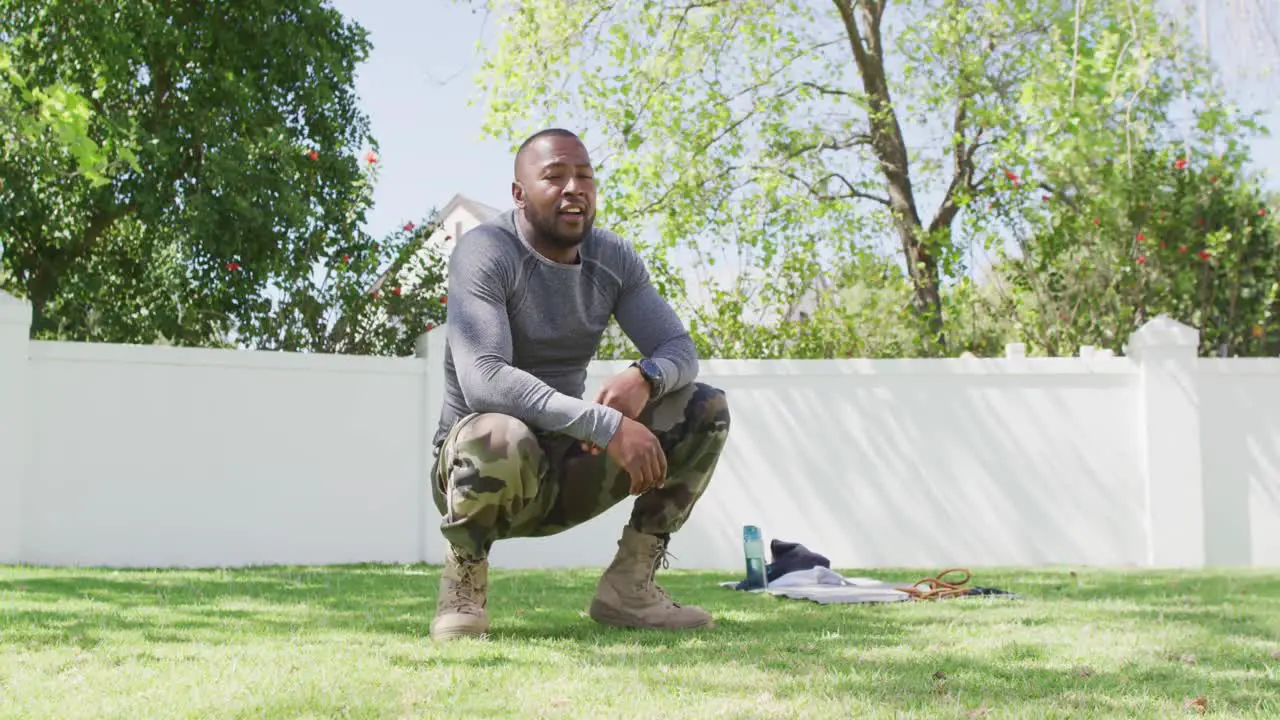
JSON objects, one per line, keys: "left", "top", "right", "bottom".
{"left": 330, "top": 0, "right": 1280, "bottom": 252}
{"left": 328, "top": 0, "right": 513, "bottom": 236}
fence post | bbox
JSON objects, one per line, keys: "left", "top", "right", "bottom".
{"left": 414, "top": 327, "right": 448, "bottom": 565}
{"left": 1127, "top": 315, "right": 1205, "bottom": 568}
{"left": 0, "top": 291, "right": 32, "bottom": 564}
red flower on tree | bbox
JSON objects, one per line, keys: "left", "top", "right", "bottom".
{"left": 1199, "top": 250, "right": 1211, "bottom": 261}
{"left": 1136, "top": 232, "right": 1145, "bottom": 243}
{"left": 1174, "top": 157, "right": 1188, "bottom": 170}
{"left": 1136, "top": 255, "right": 1147, "bottom": 265}
{"left": 404, "top": 222, "right": 415, "bottom": 232}
{"left": 307, "top": 149, "right": 319, "bottom": 161}
{"left": 440, "top": 295, "right": 447, "bottom": 305}
{"left": 226, "top": 262, "right": 241, "bottom": 271}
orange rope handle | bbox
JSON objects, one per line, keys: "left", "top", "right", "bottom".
{"left": 899, "top": 567, "right": 973, "bottom": 600}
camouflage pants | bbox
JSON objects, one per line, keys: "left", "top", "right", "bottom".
{"left": 431, "top": 382, "right": 730, "bottom": 560}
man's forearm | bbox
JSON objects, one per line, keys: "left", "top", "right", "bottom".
{"left": 612, "top": 248, "right": 700, "bottom": 399}
{"left": 647, "top": 333, "right": 698, "bottom": 398}
{"left": 456, "top": 350, "right": 623, "bottom": 449}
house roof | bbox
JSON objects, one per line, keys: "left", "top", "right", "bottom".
{"left": 367, "top": 193, "right": 502, "bottom": 294}
{"left": 437, "top": 193, "right": 503, "bottom": 223}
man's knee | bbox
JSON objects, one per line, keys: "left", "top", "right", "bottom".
{"left": 444, "top": 413, "right": 543, "bottom": 504}
{"left": 647, "top": 381, "right": 730, "bottom": 436}
{"left": 688, "top": 382, "right": 730, "bottom": 434}
{"left": 453, "top": 412, "right": 539, "bottom": 459}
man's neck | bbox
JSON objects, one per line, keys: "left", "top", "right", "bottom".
{"left": 516, "top": 212, "right": 580, "bottom": 265}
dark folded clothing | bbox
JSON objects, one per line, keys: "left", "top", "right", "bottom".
{"left": 733, "top": 539, "right": 831, "bottom": 590}
{"left": 767, "top": 540, "right": 830, "bottom": 582}
{"left": 729, "top": 539, "right": 1017, "bottom": 600}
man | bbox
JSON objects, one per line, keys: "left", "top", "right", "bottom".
{"left": 427, "top": 128, "right": 731, "bottom": 641}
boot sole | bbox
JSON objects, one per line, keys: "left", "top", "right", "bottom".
{"left": 430, "top": 615, "right": 490, "bottom": 642}
{"left": 588, "top": 600, "right": 716, "bottom": 630}
{"left": 430, "top": 625, "right": 489, "bottom": 641}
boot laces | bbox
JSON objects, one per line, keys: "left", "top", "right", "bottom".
{"left": 646, "top": 544, "right": 681, "bottom": 608}
{"left": 442, "top": 557, "right": 486, "bottom": 614}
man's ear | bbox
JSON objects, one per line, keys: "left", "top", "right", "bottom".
{"left": 511, "top": 181, "right": 525, "bottom": 208}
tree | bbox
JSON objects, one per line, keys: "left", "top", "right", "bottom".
{"left": 0, "top": 41, "right": 135, "bottom": 187}
{"left": 976, "top": 144, "right": 1279, "bottom": 357}
{"left": 307, "top": 162, "right": 452, "bottom": 358}
{"left": 240, "top": 156, "right": 451, "bottom": 357}
{"left": 0, "top": 0, "right": 391, "bottom": 351}
{"left": 471, "top": 0, "right": 1247, "bottom": 357}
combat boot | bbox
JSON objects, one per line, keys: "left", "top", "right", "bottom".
{"left": 589, "top": 525, "right": 714, "bottom": 630}
{"left": 430, "top": 546, "right": 490, "bottom": 641}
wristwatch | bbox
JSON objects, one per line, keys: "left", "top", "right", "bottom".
{"left": 631, "top": 358, "right": 665, "bottom": 399}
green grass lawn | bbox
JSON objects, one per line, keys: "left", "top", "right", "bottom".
{"left": 1, "top": 563, "right": 1278, "bottom": 719}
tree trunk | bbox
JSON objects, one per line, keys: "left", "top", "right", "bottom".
{"left": 833, "top": 0, "right": 947, "bottom": 353}
{"left": 893, "top": 219, "right": 945, "bottom": 348}
{"left": 26, "top": 264, "right": 59, "bottom": 339}
{"left": 22, "top": 200, "right": 133, "bottom": 340}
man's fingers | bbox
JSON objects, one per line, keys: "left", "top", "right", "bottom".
{"left": 639, "top": 456, "right": 658, "bottom": 495}
{"left": 647, "top": 432, "right": 666, "bottom": 490}
{"left": 649, "top": 449, "right": 664, "bottom": 493}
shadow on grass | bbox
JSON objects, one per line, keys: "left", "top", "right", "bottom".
{"left": 3, "top": 564, "right": 1279, "bottom": 715}
{"left": 0, "top": 564, "right": 443, "bottom": 649}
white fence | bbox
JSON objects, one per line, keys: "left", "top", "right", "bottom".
{"left": 1, "top": 289, "right": 1277, "bottom": 571}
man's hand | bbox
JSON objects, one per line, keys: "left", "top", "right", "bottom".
{"left": 605, "top": 416, "right": 667, "bottom": 495}
{"left": 595, "top": 365, "right": 651, "bottom": 419}
{"left": 581, "top": 366, "right": 652, "bottom": 456}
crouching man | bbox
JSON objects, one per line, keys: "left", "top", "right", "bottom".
{"left": 427, "top": 128, "right": 731, "bottom": 641}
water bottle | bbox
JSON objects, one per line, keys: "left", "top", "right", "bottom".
{"left": 742, "top": 525, "right": 767, "bottom": 590}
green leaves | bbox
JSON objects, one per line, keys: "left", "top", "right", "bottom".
{"left": 0, "top": 41, "right": 132, "bottom": 186}
{"left": 0, "top": 0, "right": 440, "bottom": 354}
{"left": 980, "top": 146, "right": 1280, "bottom": 357}
{"left": 474, "top": 0, "right": 1266, "bottom": 358}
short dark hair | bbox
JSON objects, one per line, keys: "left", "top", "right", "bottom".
{"left": 514, "top": 128, "right": 581, "bottom": 173}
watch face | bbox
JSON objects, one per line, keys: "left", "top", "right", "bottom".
{"left": 638, "top": 359, "right": 662, "bottom": 393}
{"left": 639, "top": 359, "right": 659, "bottom": 379}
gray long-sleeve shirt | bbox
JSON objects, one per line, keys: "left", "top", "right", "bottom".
{"left": 432, "top": 210, "right": 698, "bottom": 450}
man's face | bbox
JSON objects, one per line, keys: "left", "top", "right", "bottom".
{"left": 513, "top": 135, "right": 597, "bottom": 248}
